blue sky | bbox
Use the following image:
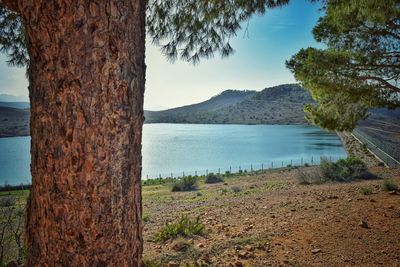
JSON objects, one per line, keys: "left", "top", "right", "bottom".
{"left": 0, "top": 0, "right": 323, "bottom": 110}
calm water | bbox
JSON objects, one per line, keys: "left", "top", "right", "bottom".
{"left": 0, "top": 124, "right": 346, "bottom": 185}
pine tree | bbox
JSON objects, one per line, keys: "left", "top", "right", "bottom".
{"left": 0, "top": 0, "right": 288, "bottom": 265}
{"left": 287, "top": 0, "right": 400, "bottom": 131}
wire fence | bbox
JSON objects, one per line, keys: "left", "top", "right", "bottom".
{"left": 353, "top": 128, "right": 400, "bottom": 168}
{"left": 143, "top": 155, "right": 345, "bottom": 180}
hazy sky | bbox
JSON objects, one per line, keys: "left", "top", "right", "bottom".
{"left": 0, "top": 1, "right": 322, "bottom": 110}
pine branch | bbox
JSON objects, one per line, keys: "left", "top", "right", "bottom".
{"left": 0, "top": 0, "right": 20, "bottom": 14}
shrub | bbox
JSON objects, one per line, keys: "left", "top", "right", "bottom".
{"left": 295, "top": 167, "right": 322, "bottom": 185}
{"left": 205, "top": 173, "right": 224, "bottom": 184}
{"left": 171, "top": 176, "right": 197, "bottom": 192}
{"left": 382, "top": 179, "right": 398, "bottom": 191}
{"left": 231, "top": 186, "right": 242, "bottom": 193}
{"left": 143, "top": 214, "right": 150, "bottom": 222}
{"left": 359, "top": 186, "right": 373, "bottom": 195}
{"left": 220, "top": 188, "right": 228, "bottom": 194}
{"left": 0, "top": 196, "right": 16, "bottom": 207}
{"left": 320, "top": 156, "right": 367, "bottom": 182}
{"left": 154, "top": 216, "right": 204, "bottom": 242}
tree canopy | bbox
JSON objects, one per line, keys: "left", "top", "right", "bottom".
{"left": 0, "top": 0, "right": 289, "bottom": 66}
{"left": 287, "top": 0, "right": 400, "bottom": 131}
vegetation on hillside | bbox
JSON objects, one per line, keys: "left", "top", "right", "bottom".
{"left": 145, "top": 84, "right": 314, "bottom": 124}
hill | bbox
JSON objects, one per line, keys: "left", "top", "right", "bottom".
{"left": 0, "top": 106, "right": 30, "bottom": 137}
{"left": 145, "top": 84, "right": 313, "bottom": 124}
{"left": 0, "top": 101, "right": 30, "bottom": 109}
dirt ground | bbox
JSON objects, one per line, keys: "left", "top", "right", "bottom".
{"left": 142, "top": 167, "right": 400, "bottom": 267}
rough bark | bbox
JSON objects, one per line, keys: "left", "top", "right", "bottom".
{"left": 18, "top": 1, "right": 145, "bottom": 265}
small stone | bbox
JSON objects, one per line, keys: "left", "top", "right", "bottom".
{"left": 291, "top": 208, "right": 296, "bottom": 212}
{"left": 370, "top": 199, "right": 376, "bottom": 202}
{"left": 359, "top": 220, "right": 369, "bottom": 229}
{"left": 312, "top": 248, "right": 321, "bottom": 254}
{"left": 238, "top": 251, "right": 248, "bottom": 258}
{"left": 244, "top": 245, "right": 253, "bottom": 251}
{"left": 168, "top": 262, "right": 179, "bottom": 267}
{"left": 234, "top": 261, "right": 244, "bottom": 267}
{"left": 389, "top": 191, "right": 398, "bottom": 195}
{"left": 197, "top": 243, "right": 205, "bottom": 248}
{"left": 235, "top": 245, "right": 243, "bottom": 250}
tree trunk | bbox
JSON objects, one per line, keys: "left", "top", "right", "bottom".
{"left": 18, "top": 1, "right": 145, "bottom": 265}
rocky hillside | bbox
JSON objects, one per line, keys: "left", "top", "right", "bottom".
{"left": 145, "top": 84, "right": 313, "bottom": 124}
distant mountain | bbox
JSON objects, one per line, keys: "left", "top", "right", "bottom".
{"left": 0, "top": 94, "right": 29, "bottom": 102}
{"left": 145, "top": 84, "right": 313, "bottom": 124}
{"left": 0, "top": 106, "right": 30, "bottom": 137}
{"left": 0, "top": 101, "right": 30, "bottom": 109}
{"left": 145, "top": 89, "right": 257, "bottom": 123}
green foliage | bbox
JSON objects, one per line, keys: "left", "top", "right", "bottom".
{"left": 147, "top": 0, "right": 289, "bottom": 64}
{"left": 143, "top": 177, "right": 177, "bottom": 186}
{"left": 359, "top": 186, "right": 373, "bottom": 195}
{"left": 154, "top": 216, "right": 204, "bottom": 242}
{"left": 0, "top": 5, "right": 28, "bottom": 67}
{"left": 1, "top": 1, "right": 290, "bottom": 67}
{"left": 205, "top": 173, "right": 224, "bottom": 184}
{"left": 320, "top": 157, "right": 367, "bottom": 182}
{"left": 143, "top": 214, "right": 150, "bottom": 223}
{"left": 171, "top": 176, "right": 198, "bottom": 192}
{"left": 382, "top": 179, "right": 399, "bottom": 191}
{"left": 287, "top": 0, "right": 400, "bottom": 131}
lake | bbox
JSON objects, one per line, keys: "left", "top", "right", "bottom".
{"left": 0, "top": 124, "right": 346, "bottom": 185}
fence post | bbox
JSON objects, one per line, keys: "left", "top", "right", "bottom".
{"left": 271, "top": 162, "right": 273, "bottom": 169}
{"left": 206, "top": 169, "right": 208, "bottom": 175}
{"left": 251, "top": 164, "right": 253, "bottom": 172}
{"left": 195, "top": 171, "right": 197, "bottom": 176}
{"left": 311, "top": 156, "right": 314, "bottom": 165}
{"left": 218, "top": 168, "right": 220, "bottom": 174}
{"left": 183, "top": 171, "right": 185, "bottom": 177}
{"left": 159, "top": 174, "right": 161, "bottom": 179}
{"left": 291, "top": 159, "right": 292, "bottom": 166}
{"left": 301, "top": 158, "right": 303, "bottom": 165}
{"left": 171, "top": 173, "right": 173, "bottom": 178}
{"left": 261, "top": 163, "right": 263, "bottom": 171}
{"left": 146, "top": 175, "right": 148, "bottom": 179}
{"left": 230, "top": 166, "right": 231, "bottom": 173}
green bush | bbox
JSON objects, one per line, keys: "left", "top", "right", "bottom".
{"left": 205, "top": 173, "right": 224, "bottom": 184}
{"left": 143, "top": 214, "right": 150, "bottom": 223}
{"left": 320, "top": 156, "right": 367, "bottom": 182}
{"left": 171, "top": 176, "right": 197, "bottom": 192}
{"left": 382, "top": 179, "right": 398, "bottom": 191}
{"left": 154, "top": 216, "right": 204, "bottom": 242}
{"left": 359, "top": 186, "right": 373, "bottom": 195}
{"left": 231, "top": 186, "right": 242, "bottom": 193}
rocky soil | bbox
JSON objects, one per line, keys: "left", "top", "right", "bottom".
{"left": 142, "top": 167, "right": 400, "bottom": 266}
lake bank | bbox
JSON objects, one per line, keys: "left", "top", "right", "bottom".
{"left": 0, "top": 124, "right": 346, "bottom": 185}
